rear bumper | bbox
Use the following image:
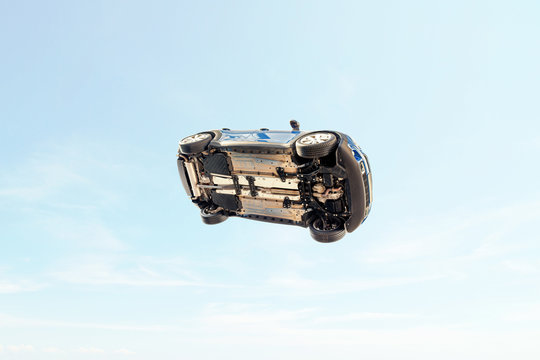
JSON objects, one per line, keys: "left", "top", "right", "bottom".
{"left": 177, "top": 159, "right": 193, "bottom": 197}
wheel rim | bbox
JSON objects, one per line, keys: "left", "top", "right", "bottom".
{"left": 299, "top": 133, "right": 332, "bottom": 145}
{"left": 312, "top": 217, "right": 341, "bottom": 231}
{"left": 202, "top": 207, "right": 219, "bottom": 215}
{"left": 180, "top": 133, "right": 211, "bottom": 144}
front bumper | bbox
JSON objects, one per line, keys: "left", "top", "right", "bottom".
{"left": 336, "top": 134, "right": 367, "bottom": 233}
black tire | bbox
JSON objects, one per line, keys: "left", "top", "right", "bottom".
{"left": 200, "top": 207, "right": 228, "bottom": 225}
{"left": 295, "top": 132, "right": 337, "bottom": 158}
{"left": 179, "top": 133, "right": 213, "bottom": 155}
{"left": 309, "top": 217, "right": 346, "bottom": 243}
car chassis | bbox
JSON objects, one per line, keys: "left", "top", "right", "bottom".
{"left": 177, "top": 122, "right": 372, "bottom": 242}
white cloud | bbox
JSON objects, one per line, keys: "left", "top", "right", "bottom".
{"left": 189, "top": 304, "right": 540, "bottom": 359}
{"left": 203, "top": 307, "right": 315, "bottom": 328}
{"left": 38, "top": 215, "right": 127, "bottom": 251}
{"left": 77, "top": 347, "right": 104, "bottom": 354}
{"left": 0, "top": 312, "right": 170, "bottom": 332}
{"left": 42, "top": 347, "right": 62, "bottom": 353}
{"left": 0, "top": 152, "right": 92, "bottom": 202}
{"left": 202, "top": 305, "right": 417, "bottom": 334}
{"left": 313, "top": 312, "right": 417, "bottom": 323}
{"left": 502, "top": 259, "right": 539, "bottom": 274}
{"left": 49, "top": 255, "right": 230, "bottom": 288}
{"left": 358, "top": 199, "right": 540, "bottom": 265}
{"left": 7, "top": 344, "right": 34, "bottom": 353}
{"left": 0, "top": 141, "right": 131, "bottom": 252}
{"left": 260, "top": 273, "right": 443, "bottom": 296}
{"left": 0, "top": 279, "right": 45, "bottom": 294}
{"left": 505, "top": 303, "right": 540, "bottom": 322}
{"left": 114, "top": 349, "right": 136, "bottom": 355}
{"left": 201, "top": 304, "right": 415, "bottom": 332}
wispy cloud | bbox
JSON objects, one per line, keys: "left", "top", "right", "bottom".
{"left": 0, "top": 313, "right": 170, "bottom": 332}
{"left": 358, "top": 199, "right": 540, "bottom": 265}
{"left": 114, "top": 349, "right": 136, "bottom": 355}
{"left": 37, "top": 214, "right": 127, "bottom": 251}
{"left": 0, "top": 279, "right": 46, "bottom": 294}
{"left": 0, "top": 139, "right": 131, "bottom": 252}
{"left": 201, "top": 305, "right": 417, "bottom": 334}
{"left": 502, "top": 259, "right": 539, "bottom": 274}
{"left": 202, "top": 306, "right": 316, "bottom": 328}
{"left": 505, "top": 303, "right": 540, "bottom": 322}
{"left": 0, "top": 344, "right": 135, "bottom": 355}
{"left": 5, "top": 344, "right": 34, "bottom": 353}
{"left": 259, "top": 272, "right": 443, "bottom": 296}
{"left": 192, "top": 303, "right": 540, "bottom": 357}
{"left": 201, "top": 303, "right": 416, "bottom": 331}
{"left": 77, "top": 347, "right": 105, "bottom": 354}
{"left": 313, "top": 312, "right": 417, "bottom": 323}
{"left": 49, "top": 255, "right": 233, "bottom": 288}
{"left": 0, "top": 149, "right": 94, "bottom": 203}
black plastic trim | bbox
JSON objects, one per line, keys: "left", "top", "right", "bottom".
{"left": 240, "top": 214, "right": 307, "bottom": 227}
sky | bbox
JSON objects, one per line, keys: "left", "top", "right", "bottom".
{"left": 1, "top": 0, "right": 540, "bottom": 358}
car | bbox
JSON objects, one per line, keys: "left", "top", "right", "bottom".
{"left": 176, "top": 121, "right": 372, "bottom": 242}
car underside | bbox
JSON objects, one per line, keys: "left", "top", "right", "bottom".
{"left": 177, "top": 127, "right": 371, "bottom": 242}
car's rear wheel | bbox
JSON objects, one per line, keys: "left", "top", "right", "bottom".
{"left": 179, "top": 133, "right": 213, "bottom": 155}
{"left": 309, "top": 216, "right": 346, "bottom": 243}
{"left": 200, "top": 206, "right": 228, "bottom": 225}
{"left": 295, "top": 132, "right": 337, "bottom": 158}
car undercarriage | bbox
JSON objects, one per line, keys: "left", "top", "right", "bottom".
{"left": 181, "top": 147, "right": 349, "bottom": 226}
{"left": 177, "top": 126, "right": 371, "bottom": 242}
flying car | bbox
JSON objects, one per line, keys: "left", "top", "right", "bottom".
{"left": 176, "top": 121, "right": 372, "bottom": 242}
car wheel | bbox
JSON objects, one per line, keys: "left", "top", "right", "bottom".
{"left": 200, "top": 207, "right": 228, "bottom": 225}
{"left": 295, "top": 132, "right": 337, "bottom": 158}
{"left": 309, "top": 216, "right": 346, "bottom": 243}
{"left": 179, "top": 133, "right": 213, "bottom": 155}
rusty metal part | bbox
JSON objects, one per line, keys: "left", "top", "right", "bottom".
{"left": 312, "top": 183, "right": 325, "bottom": 194}
{"left": 313, "top": 187, "right": 343, "bottom": 203}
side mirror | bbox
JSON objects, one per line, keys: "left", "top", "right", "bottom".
{"left": 290, "top": 119, "right": 300, "bottom": 131}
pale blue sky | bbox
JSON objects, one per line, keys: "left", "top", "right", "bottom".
{"left": 1, "top": 0, "right": 540, "bottom": 359}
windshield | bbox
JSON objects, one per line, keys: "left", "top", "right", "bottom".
{"left": 219, "top": 130, "right": 300, "bottom": 144}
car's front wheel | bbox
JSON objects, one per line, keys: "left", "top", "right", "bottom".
{"left": 295, "top": 132, "right": 337, "bottom": 158}
{"left": 200, "top": 207, "right": 228, "bottom": 225}
{"left": 179, "top": 133, "right": 213, "bottom": 155}
{"left": 309, "top": 216, "right": 346, "bottom": 243}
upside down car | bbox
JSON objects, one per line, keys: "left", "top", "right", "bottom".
{"left": 176, "top": 121, "right": 372, "bottom": 243}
